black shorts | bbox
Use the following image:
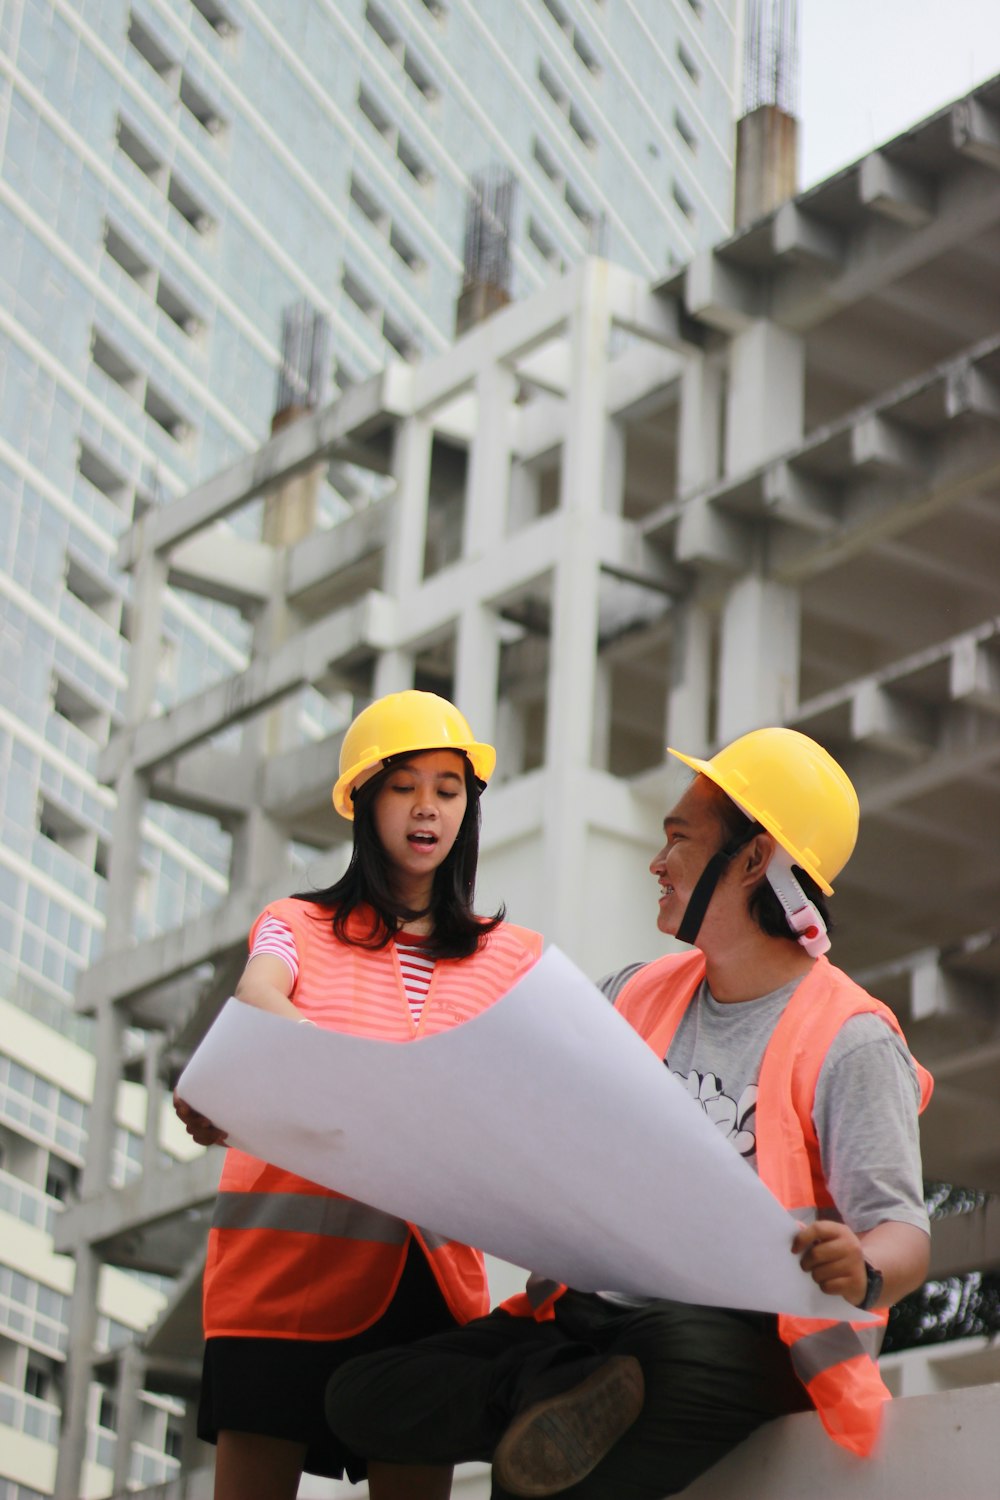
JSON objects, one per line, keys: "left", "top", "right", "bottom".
{"left": 197, "top": 1240, "right": 459, "bottom": 1480}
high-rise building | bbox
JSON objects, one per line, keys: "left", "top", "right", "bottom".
{"left": 0, "top": 3, "right": 743, "bottom": 1495}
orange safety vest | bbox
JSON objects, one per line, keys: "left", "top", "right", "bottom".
{"left": 504, "top": 951, "right": 932, "bottom": 1458}
{"left": 204, "top": 900, "right": 542, "bottom": 1341}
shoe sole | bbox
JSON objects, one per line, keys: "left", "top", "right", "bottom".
{"left": 492, "top": 1354, "right": 644, "bottom": 1498}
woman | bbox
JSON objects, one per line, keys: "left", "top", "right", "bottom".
{"left": 174, "top": 690, "right": 542, "bottom": 1500}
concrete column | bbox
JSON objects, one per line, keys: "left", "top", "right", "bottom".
{"left": 455, "top": 603, "right": 499, "bottom": 748}
{"left": 373, "top": 650, "right": 414, "bottom": 699}
{"left": 601, "top": 416, "right": 626, "bottom": 517}
{"left": 53, "top": 1244, "right": 99, "bottom": 1499}
{"left": 543, "top": 262, "right": 612, "bottom": 946}
{"left": 110, "top": 1343, "right": 146, "bottom": 1495}
{"left": 667, "top": 601, "right": 714, "bottom": 751}
{"left": 464, "top": 364, "right": 517, "bottom": 556}
{"left": 141, "top": 1036, "right": 165, "bottom": 1179}
{"left": 591, "top": 655, "right": 613, "bottom": 771}
{"left": 724, "top": 322, "right": 804, "bottom": 475}
{"left": 677, "top": 354, "right": 724, "bottom": 495}
{"left": 383, "top": 415, "right": 433, "bottom": 599}
{"left": 717, "top": 575, "right": 800, "bottom": 741}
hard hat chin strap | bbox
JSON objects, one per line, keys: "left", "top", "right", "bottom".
{"left": 765, "top": 849, "right": 830, "bottom": 958}
{"left": 675, "top": 824, "right": 762, "bottom": 947}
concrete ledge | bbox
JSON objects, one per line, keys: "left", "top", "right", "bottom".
{"left": 682, "top": 1384, "right": 1000, "bottom": 1498}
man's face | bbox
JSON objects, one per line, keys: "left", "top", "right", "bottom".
{"left": 648, "top": 776, "right": 726, "bottom": 937}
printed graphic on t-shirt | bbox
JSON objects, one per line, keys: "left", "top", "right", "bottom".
{"left": 672, "top": 1068, "right": 758, "bottom": 1159}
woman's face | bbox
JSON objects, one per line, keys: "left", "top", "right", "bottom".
{"left": 372, "top": 749, "right": 469, "bottom": 900}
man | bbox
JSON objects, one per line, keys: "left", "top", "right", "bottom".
{"left": 326, "top": 728, "right": 932, "bottom": 1498}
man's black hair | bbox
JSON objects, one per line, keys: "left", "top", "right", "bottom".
{"left": 708, "top": 782, "right": 832, "bottom": 942}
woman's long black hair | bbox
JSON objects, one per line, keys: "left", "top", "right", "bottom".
{"left": 293, "top": 752, "right": 505, "bottom": 959}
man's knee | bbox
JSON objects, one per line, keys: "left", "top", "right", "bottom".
{"left": 325, "top": 1353, "right": 381, "bottom": 1447}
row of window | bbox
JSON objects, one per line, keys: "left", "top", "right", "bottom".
{"left": 341, "top": 266, "right": 416, "bottom": 359}
{"left": 116, "top": 114, "right": 214, "bottom": 236}
{"left": 537, "top": 60, "right": 597, "bottom": 151}
{"left": 128, "top": 10, "right": 227, "bottom": 136}
{"left": 365, "top": 0, "right": 439, "bottom": 103}
{"left": 349, "top": 173, "right": 425, "bottom": 276}
{"left": 539, "top": 0, "right": 601, "bottom": 75}
{"left": 358, "top": 86, "right": 433, "bottom": 187}
{"left": 104, "top": 219, "right": 204, "bottom": 338}
{"left": 91, "top": 327, "right": 191, "bottom": 443}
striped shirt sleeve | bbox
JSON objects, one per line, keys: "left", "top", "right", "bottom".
{"left": 250, "top": 913, "right": 300, "bottom": 985}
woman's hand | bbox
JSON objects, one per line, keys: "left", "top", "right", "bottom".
{"left": 792, "top": 1220, "right": 868, "bottom": 1305}
{"left": 173, "top": 1090, "right": 228, "bottom": 1147}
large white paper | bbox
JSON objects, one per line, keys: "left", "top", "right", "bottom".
{"left": 178, "top": 946, "right": 855, "bottom": 1319}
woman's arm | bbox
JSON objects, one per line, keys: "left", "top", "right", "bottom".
{"left": 173, "top": 952, "right": 302, "bottom": 1143}
{"left": 233, "top": 951, "right": 301, "bottom": 1021}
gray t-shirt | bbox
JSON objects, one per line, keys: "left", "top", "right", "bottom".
{"left": 599, "top": 964, "right": 929, "bottom": 1238}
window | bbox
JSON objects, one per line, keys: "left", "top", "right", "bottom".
{"left": 403, "top": 51, "right": 437, "bottom": 101}
{"left": 179, "top": 74, "right": 225, "bottom": 133}
{"left": 92, "top": 332, "right": 139, "bottom": 394}
{"left": 342, "top": 270, "right": 379, "bottom": 320}
{"left": 365, "top": 0, "right": 401, "bottom": 53}
{"left": 190, "top": 0, "right": 235, "bottom": 37}
{"left": 541, "top": 0, "right": 569, "bottom": 26}
{"left": 677, "top": 41, "right": 700, "bottom": 84}
{"left": 674, "top": 109, "right": 697, "bottom": 152}
{"left": 167, "top": 172, "right": 213, "bottom": 232}
{"left": 350, "top": 173, "right": 386, "bottom": 229}
{"left": 127, "top": 14, "right": 175, "bottom": 77}
{"left": 685, "top": 0, "right": 703, "bottom": 14}
{"left": 358, "top": 87, "right": 392, "bottom": 138}
{"left": 532, "top": 138, "right": 561, "bottom": 183}
{"left": 397, "top": 137, "right": 430, "bottom": 184}
{"left": 116, "top": 117, "right": 162, "bottom": 180}
{"left": 53, "top": 675, "right": 107, "bottom": 739}
{"left": 65, "top": 554, "right": 117, "bottom": 618}
{"left": 565, "top": 185, "right": 593, "bottom": 227}
{"left": 568, "top": 104, "right": 596, "bottom": 149}
{"left": 572, "top": 33, "right": 600, "bottom": 74}
{"left": 104, "top": 222, "right": 152, "bottom": 287}
{"left": 389, "top": 225, "right": 423, "bottom": 272}
{"left": 672, "top": 180, "right": 695, "bottom": 220}
{"left": 538, "top": 62, "right": 567, "bottom": 110}
{"left": 528, "top": 216, "right": 560, "bottom": 265}
{"left": 77, "top": 442, "right": 129, "bottom": 505}
{"left": 419, "top": 0, "right": 446, "bottom": 17}
{"left": 144, "top": 383, "right": 188, "bottom": 440}
{"left": 38, "top": 797, "right": 91, "bottom": 864}
{"left": 156, "top": 276, "right": 201, "bottom": 334}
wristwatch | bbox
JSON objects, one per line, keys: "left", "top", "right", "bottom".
{"left": 858, "top": 1260, "right": 884, "bottom": 1311}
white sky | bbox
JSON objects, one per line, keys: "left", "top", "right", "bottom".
{"left": 799, "top": 0, "right": 1000, "bottom": 187}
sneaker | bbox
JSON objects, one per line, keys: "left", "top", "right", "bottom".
{"left": 492, "top": 1354, "right": 644, "bottom": 1497}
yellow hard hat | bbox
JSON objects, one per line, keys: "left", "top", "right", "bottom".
{"left": 667, "top": 727, "right": 859, "bottom": 895}
{"left": 332, "top": 690, "right": 496, "bottom": 820}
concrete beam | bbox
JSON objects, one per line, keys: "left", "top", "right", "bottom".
{"left": 951, "top": 96, "right": 1000, "bottom": 171}
{"left": 850, "top": 681, "right": 936, "bottom": 759}
{"left": 762, "top": 462, "right": 840, "bottom": 533}
{"left": 53, "top": 1151, "right": 221, "bottom": 1257}
{"left": 685, "top": 251, "right": 762, "bottom": 334}
{"left": 116, "top": 373, "right": 402, "bottom": 568}
{"left": 76, "top": 883, "right": 275, "bottom": 1011}
{"left": 285, "top": 500, "right": 392, "bottom": 612}
{"left": 950, "top": 635, "right": 1000, "bottom": 713}
{"left": 859, "top": 152, "right": 935, "bottom": 228}
{"left": 945, "top": 364, "right": 1000, "bottom": 422}
{"left": 682, "top": 1385, "right": 1000, "bottom": 1500}
{"left": 166, "top": 529, "right": 276, "bottom": 614}
{"left": 676, "top": 496, "right": 755, "bottom": 571}
{"left": 100, "top": 592, "right": 396, "bottom": 781}
{"left": 850, "top": 415, "right": 926, "bottom": 475}
{"left": 148, "top": 748, "right": 255, "bottom": 819}
{"left": 772, "top": 202, "right": 844, "bottom": 267}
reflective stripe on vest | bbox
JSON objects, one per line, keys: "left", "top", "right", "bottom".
{"left": 610, "top": 952, "right": 931, "bottom": 1458}
{"left": 203, "top": 907, "right": 543, "bottom": 1340}
{"left": 212, "top": 1191, "right": 410, "bottom": 1244}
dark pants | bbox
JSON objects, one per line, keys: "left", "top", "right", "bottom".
{"left": 326, "top": 1291, "right": 812, "bottom": 1498}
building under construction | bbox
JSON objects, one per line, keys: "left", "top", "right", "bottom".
{"left": 53, "top": 72, "right": 1000, "bottom": 1499}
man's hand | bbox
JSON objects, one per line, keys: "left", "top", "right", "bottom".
{"left": 792, "top": 1220, "right": 868, "bottom": 1306}
{"left": 173, "top": 1091, "right": 227, "bottom": 1147}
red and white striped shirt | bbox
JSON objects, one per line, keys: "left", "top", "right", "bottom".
{"left": 251, "top": 913, "right": 437, "bottom": 1024}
